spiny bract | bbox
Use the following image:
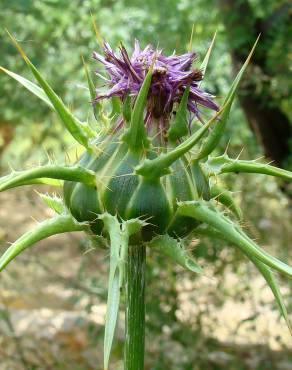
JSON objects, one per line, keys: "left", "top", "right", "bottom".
{"left": 65, "top": 40, "right": 219, "bottom": 239}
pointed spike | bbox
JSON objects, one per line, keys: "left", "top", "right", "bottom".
{"left": 188, "top": 24, "right": 195, "bottom": 52}
{"left": 235, "top": 147, "right": 245, "bottom": 160}
{"left": 199, "top": 31, "right": 217, "bottom": 79}
{"left": 90, "top": 12, "right": 103, "bottom": 46}
{"left": 0, "top": 215, "right": 87, "bottom": 271}
{"left": 196, "top": 36, "right": 260, "bottom": 160}
{"left": 6, "top": 30, "right": 94, "bottom": 148}
{"left": 223, "top": 139, "right": 231, "bottom": 155}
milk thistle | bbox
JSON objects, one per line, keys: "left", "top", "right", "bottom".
{"left": 1, "top": 33, "right": 292, "bottom": 370}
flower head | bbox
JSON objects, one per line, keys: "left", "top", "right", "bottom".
{"left": 93, "top": 40, "right": 219, "bottom": 124}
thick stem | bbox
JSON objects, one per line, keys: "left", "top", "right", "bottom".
{"left": 124, "top": 244, "right": 146, "bottom": 370}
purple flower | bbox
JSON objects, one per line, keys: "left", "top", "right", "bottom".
{"left": 93, "top": 40, "right": 219, "bottom": 123}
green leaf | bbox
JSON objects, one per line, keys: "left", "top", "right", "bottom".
{"left": 248, "top": 256, "right": 292, "bottom": 336}
{"left": 206, "top": 155, "right": 292, "bottom": 181}
{"left": 196, "top": 36, "right": 259, "bottom": 160}
{"left": 0, "top": 215, "right": 87, "bottom": 271}
{"left": 210, "top": 184, "right": 242, "bottom": 219}
{"left": 38, "top": 193, "right": 66, "bottom": 214}
{"left": 122, "top": 67, "right": 153, "bottom": 152}
{"left": 148, "top": 234, "right": 202, "bottom": 274}
{"left": 135, "top": 110, "right": 218, "bottom": 178}
{"left": 192, "top": 160, "right": 210, "bottom": 200}
{"left": 194, "top": 223, "right": 292, "bottom": 335}
{"left": 178, "top": 200, "right": 292, "bottom": 278}
{"left": 99, "top": 213, "right": 145, "bottom": 370}
{"left": 168, "top": 85, "right": 190, "bottom": 141}
{"left": 82, "top": 56, "right": 96, "bottom": 103}
{"left": 0, "top": 67, "right": 53, "bottom": 108}
{"left": 110, "top": 96, "right": 122, "bottom": 118}
{"left": 122, "top": 95, "right": 132, "bottom": 124}
{"left": 82, "top": 56, "right": 101, "bottom": 123}
{"left": 98, "top": 214, "right": 121, "bottom": 370}
{"left": 6, "top": 30, "right": 95, "bottom": 148}
{"left": 195, "top": 223, "right": 228, "bottom": 240}
{"left": 199, "top": 31, "right": 217, "bottom": 79}
{"left": 0, "top": 165, "right": 96, "bottom": 192}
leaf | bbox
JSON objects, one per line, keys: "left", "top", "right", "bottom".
{"left": 98, "top": 214, "right": 121, "bottom": 370}
{"left": 210, "top": 184, "right": 242, "bottom": 219}
{"left": 82, "top": 56, "right": 101, "bottom": 122}
{"left": 168, "top": 85, "right": 190, "bottom": 141}
{"left": 122, "top": 95, "right": 132, "bottom": 123}
{"left": 178, "top": 200, "right": 292, "bottom": 277}
{"left": 192, "top": 160, "right": 210, "bottom": 200}
{"left": 104, "top": 271, "right": 120, "bottom": 370}
{"left": 248, "top": 256, "right": 292, "bottom": 335}
{"left": 99, "top": 214, "right": 145, "bottom": 370}
{"left": 0, "top": 67, "right": 53, "bottom": 108}
{"left": 6, "top": 30, "right": 94, "bottom": 148}
{"left": 148, "top": 234, "right": 202, "bottom": 274}
{"left": 206, "top": 155, "right": 292, "bottom": 181}
{"left": 110, "top": 96, "right": 122, "bottom": 118}
{"left": 38, "top": 193, "right": 66, "bottom": 214}
{"left": 194, "top": 223, "right": 292, "bottom": 335}
{"left": 199, "top": 31, "right": 217, "bottom": 79}
{"left": 0, "top": 215, "right": 87, "bottom": 271}
{"left": 135, "top": 109, "right": 218, "bottom": 178}
{"left": 196, "top": 36, "right": 259, "bottom": 160}
{"left": 0, "top": 165, "right": 96, "bottom": 192}
{"left": 122, "top": 67, "right": 153, "bottom": 151}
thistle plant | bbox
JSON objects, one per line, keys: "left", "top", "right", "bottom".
{"left": 1, "top": 32, "right": 292, "bottom": 370}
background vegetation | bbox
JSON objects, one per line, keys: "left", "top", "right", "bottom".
{"left": 0, "top": 1, "right": 291, "bottom": 369}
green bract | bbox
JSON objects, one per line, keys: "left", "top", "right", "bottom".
{"left": 1, "top": 33, "right": 292, "bottom": 369}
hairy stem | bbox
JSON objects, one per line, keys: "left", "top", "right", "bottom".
{"left": 124, "top": 244, "right": 146, "bottom": 370}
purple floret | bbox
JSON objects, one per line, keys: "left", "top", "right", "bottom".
{"left": 93, "top": 40, "right": 219, "bottom": 122}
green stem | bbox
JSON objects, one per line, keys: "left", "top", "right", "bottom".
{"left": 124, "top": 244, "right": 146, "bottom": 370}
